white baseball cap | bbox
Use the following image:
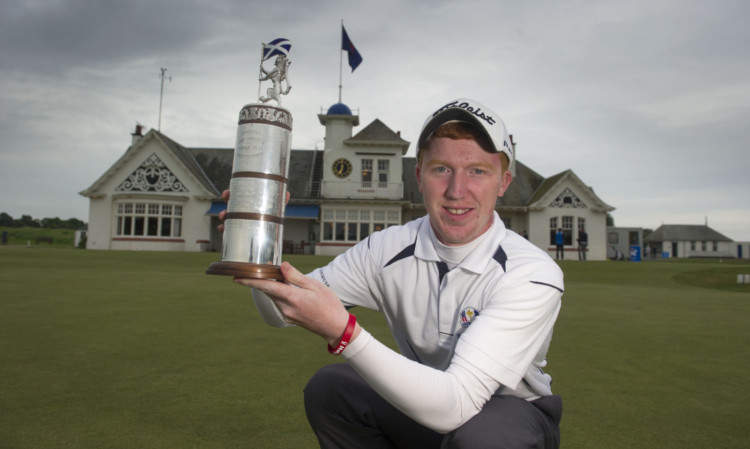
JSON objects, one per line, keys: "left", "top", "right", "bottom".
{"left": 417, "top": 98, "right": 513, "bottom": 166}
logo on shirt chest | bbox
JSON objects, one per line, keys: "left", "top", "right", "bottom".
{"left": 459, "top": 307, "right": 480, "bottom": 329}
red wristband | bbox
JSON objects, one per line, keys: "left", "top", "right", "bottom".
{"left": 328, "top": 313, "right": 357, "bottom": 356}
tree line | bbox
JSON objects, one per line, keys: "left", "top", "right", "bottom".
{"left": 0, "top": 212, "right": 85, "bottom": 230}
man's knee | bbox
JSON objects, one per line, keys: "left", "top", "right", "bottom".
{"left": 441, "top": 396, "right": 560, "bottom": 449}
{"left": 442, "top": 421, "right": 543, "bottom": 449}
{"left": 304, "top": 364, "right": 350, "bottom": 417}
{"left": 305, "top": 365, "right": 336, "bottom": 399}
{"left": 304, "top": 365, "right": 404, "bottom": 448}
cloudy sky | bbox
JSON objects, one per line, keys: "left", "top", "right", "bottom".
{"left": 2, "top": 0, "right": 749, "bottom": 240}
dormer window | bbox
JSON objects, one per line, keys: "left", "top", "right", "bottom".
{"left": 362, "top": 159, "right": 373, "bottom": 187}
{"left": 378, "top": 160, "right": 389, "bottom": 188}
{"left": 361, "top": 159, "right": 389, "bottom": 189}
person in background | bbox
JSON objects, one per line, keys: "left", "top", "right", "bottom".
{"left": 577, "top": 228, "right": 588, "bottom": 261}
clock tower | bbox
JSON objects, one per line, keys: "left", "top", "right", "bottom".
{"left": 314, "top": 101, "right": 410, "bottom": 256}
{"left": 319, "top": 103, "right": 360, "bottom": 198}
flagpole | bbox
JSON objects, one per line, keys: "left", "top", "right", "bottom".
{"left": 258, "top": 42, "right": 265, "bottom": 101}
{"left": 339, "top": 20, "right": 344, "bottom": 103}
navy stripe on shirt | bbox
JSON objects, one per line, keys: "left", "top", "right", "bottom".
{"left": 493, "top": 245, "right": 508, "bottom": 272}
{"left": 384, "top": 240, "right": 417, "bottom": 268}
{"left": 530, "top": 280, "right": 564, "bottom": 294}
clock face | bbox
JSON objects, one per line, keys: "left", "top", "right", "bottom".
{"left": 332, "top": 158, "right": 352, "bottom": 178}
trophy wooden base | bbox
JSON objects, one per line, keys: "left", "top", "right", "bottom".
{"left": 205, "top": 261, "right": 283, "bottom": 280}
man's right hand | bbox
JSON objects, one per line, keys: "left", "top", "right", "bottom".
{"left": 217, "top": 189, "right": 230, "bottom": 233}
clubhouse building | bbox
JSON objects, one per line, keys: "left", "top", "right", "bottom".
{"left": 80, "top": 102, "right": 616, "bottom": 260}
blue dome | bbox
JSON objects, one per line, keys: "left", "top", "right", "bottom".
{"left": 326, "top": 103, "right": 352, "bottom": 115}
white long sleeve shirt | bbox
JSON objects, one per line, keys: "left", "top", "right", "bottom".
{"left": 252, "top": 212, "right": 563, "bottom": 433}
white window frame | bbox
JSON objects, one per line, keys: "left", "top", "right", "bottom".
{"left": 321, "top": 207, "right": 400, "bottom": 242}
{"left": 377, "top": 160, "right": 389, "bottom": 189}
{"left": 361, "top": 159, "right": 373, "bottom": 188}
{"left": 115, "top": 201, "right": 183, "bottom": 238}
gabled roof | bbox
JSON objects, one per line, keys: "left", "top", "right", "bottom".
{"left": 155, "top": 131, "right": 221, "bottom": 197}
{"left": 80, "top": 129, "right": 222, "bottom": 198}
{"left": 188, "top": 147, "right": 233, "bottom": 193}
{"left": 645, "top": 225, "right": 733, "bottom": 242}
{"left": 83, "top": 128, "right": 613, "bottom": 214}
{"left": 527, "top": 170, "right": 571, "bottom": 205}
{"left": 159, "top": 146, "right": 323, "bottom": 200}
{"left": 498, "top": 161, "right": 546, "bottom": 208}
{"left": 527, "top": 169, "right": 615, "bottom": 212}
{"left": 131, "top": 143, "right": 602, "bottom": 211}
{"left": 345, "top": 119, "right": 409, "bottom": 154}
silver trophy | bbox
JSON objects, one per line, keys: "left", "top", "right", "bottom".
{"left": 207, "top": 39, "right": 293, "bottom": 279}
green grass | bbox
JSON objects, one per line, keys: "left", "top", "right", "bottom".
{"left": 1, "top": 248, "right": 749, "bottom": 448}
{"left": 0, "top": 226, "right": 78, "bottom": 247}
{"left": 554, "top": 259, "right": 750, "bottom": 448}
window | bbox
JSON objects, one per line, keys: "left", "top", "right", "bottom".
{"left": 712, "top": 241, "right": 718, "bottom": 251}
{"left": 322, "top": 207, "right": 400, "bottom": 242}
{"left": 147, "top": 204, "right": 159, "bottom": 236}
{"left": 359, "top": 210, "right": 371, "bottom": 240}
{"left": 116, "top": 202, "right": 182, "bottom": 238}
{"left": 361, "top": 159, "right": 390, "bottom": 189}
{"left": 562, "top": 216, "right": 574, "bottom": 245}
{"left": 322, "top": 210, "right": 333, "bottom": 240}
{"left": 347, "top": 210, "right": 358, "bottom": 240}
{"left": 690, "top": 241, "right": 696, "bottom": 251}
{"left": 373, "top": 210, "right": 385, "bottom": 233}
{"left": 549, "top": 217, "right": 558, "bottom": 245}
{"left": 361, "top": 159, "right": 373, "bottom": 188}
{"left": 549, "top": 216, "right": 575, "bottom": 245}
{"left": 378, "top": 160, "right": 389, "bottom": 188}
{"left": 701, "top": 241, "right": 707, "bottom": 251}
{"left": 335, "top": 210, "right": 346, "bottom": 241}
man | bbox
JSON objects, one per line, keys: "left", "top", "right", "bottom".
{"left": 577, "top": 228, "right": 588, "bottom": 261}
{"left": 555, "top": 228, "right": 564, "bottom": 260}
{"left": 234, "top": 98, "right": 564, "bottom": 449}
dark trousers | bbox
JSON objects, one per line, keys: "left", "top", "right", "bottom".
{"left": 555, "top": 244, "right": 564, "bottom": 260}
{"left": 304, "top": 364, "right": 562, "bottom": 449}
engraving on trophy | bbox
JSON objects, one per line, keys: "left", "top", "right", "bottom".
{"left": 206, "top": 38, "right": 293, "bottom": 280}
{"left": 238, "top": 105, "right": 293, "bottom": 129}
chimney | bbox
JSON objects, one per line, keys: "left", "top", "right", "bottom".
{"left": 131, "top": 124, "right": 144, "bottom": 145}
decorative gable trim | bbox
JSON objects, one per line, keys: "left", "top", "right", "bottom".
{"left": 116, "top": 153, "right": 188, "bottom": 193}
{"left": 549, "top": 187, "right": 587, "bottom": 208}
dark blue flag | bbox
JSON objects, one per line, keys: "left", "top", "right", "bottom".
{"left": 341, "top": 26, "right": 363, "bottom": 71}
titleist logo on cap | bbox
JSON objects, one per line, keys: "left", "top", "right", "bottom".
{"left": 432, "top": 100, "right": 496, "bottom": 126}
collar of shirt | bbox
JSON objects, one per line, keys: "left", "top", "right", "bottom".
{"left": 429, "top": 225, "right": 486, "bottom": 270}
{"left": 415, "top": 212, "right": 508, "bottom": 275}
